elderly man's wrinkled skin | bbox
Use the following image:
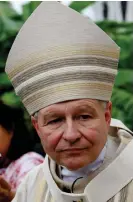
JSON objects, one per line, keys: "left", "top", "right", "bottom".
{"left": 32, "top": 99, "right": 112, "bottom": 171}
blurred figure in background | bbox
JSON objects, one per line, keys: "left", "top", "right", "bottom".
{"left": 0, "top": 101, "right": 44, "bottom": 201}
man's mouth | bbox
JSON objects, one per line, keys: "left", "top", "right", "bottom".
{"left": 58, "top": 147, "right": 88, "bottom": 153}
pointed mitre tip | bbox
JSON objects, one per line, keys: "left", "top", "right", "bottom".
{"left": 5, "top": 1, "right": 120, "bottom": 72}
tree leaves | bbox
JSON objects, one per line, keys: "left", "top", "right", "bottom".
{"left": 115, "top": 70, "right": 133, "bottom": 90}
{"left": 22, "top": 1, "right": 41, "bottom": 21}
{"left": 1, "top": 91, "right": 21, "bottom": 107}
{"left": 69, "top": 1, "right": 95, "bottom": 12}
{"left": 97, "top": 20, "right": 133, "bottom": 130}
{"left": 111, "top": 87, "right": 133, "bottom": 129}
{"left": 0, "top": 73, "right": 11, "bottom": 87}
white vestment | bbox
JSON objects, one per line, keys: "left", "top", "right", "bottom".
{"left": 12, "top": 119, "right": 133, "bottom": 202}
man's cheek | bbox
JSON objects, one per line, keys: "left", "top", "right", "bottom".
{"left": 45, "top": 135, "right": 60, "bottom": 150}
{"left": 83, "top": 128, "right": 99, "bottom": 141}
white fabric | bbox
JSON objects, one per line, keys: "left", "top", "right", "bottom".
{"left": 111, "top": 118, "right": 133, "bottom": 135}
{"left": 84, "top": 138, "right": 133, "bottom": 202}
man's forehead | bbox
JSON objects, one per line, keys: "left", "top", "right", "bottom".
{"left": 39, "top": 99, "right": 99, "bottom": 114}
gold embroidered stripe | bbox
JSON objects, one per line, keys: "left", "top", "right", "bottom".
{"left": 11, "top": 56, "right": 118, "bottom": 86}
{"left": 16, "top": 71, "right": 115, "bottom": 101}
{"left": 23, "top": 82, "right": 112, "bottom": 114}
{"left": 7, "top": 44, "right": 119, "bottom": 79}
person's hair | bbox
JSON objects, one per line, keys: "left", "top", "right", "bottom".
{"left": 99, "top": 100, "right": 108, "bottom": 109}
{"left": 0, "top": 101, "right": 35, "bottom": 160}
{"left": 33, "top": 111, "right": 38, "bottom": 119}
{"left": 0, "top": 101, "right": 15, "bottom": 133}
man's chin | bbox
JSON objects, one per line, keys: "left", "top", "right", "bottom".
{"left": 64, "top": 163, "right": 85, "bottom": 171}
{"left": 60, "top": 159, "right": 88, "bottom": 171}
{"left": 56, "top": 153, "right": 95, "bottom": 170}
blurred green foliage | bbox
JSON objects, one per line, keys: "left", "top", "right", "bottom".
{"left": 0, "top": 1, "right": 133, "bottom": 130}
{"left": 69, "top": 1, "right": 95, "bottom": 12}
{"left": 96, "top": 21, "right": 133, "bottom": 129}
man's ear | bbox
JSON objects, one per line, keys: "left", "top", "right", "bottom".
{"left": 31, "top": 116, "right": 41, "bottom": 137}
{"left": 105, "top": 101, "right": 112, "bottom": 128}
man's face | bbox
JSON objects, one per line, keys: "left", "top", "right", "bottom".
{"left": 32, "top": 99, "right": 111, "bottom": 170}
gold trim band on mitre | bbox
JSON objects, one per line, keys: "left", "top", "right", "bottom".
{"left": 11, "top": 56, "right": 118, "bottom": 87}
{"left": 6, "top": 44, "right": 119, "bottom": 79}
{"left": 21, "top": 82, "right": 113, "bottom": 115}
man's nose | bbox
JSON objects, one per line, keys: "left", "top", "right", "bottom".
{"left": 63, "top": 119, "right": 81, "bottom": 144}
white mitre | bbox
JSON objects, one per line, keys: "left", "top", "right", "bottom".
{"left": 5, "top": 1, "right": 120, "bottom": 115}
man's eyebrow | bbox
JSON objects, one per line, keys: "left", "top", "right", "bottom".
{"left": 40, "top": 111, "right": 61, "bottom": 120}
{"left": 74, "top": 104, "right": 96, "bottom": 112}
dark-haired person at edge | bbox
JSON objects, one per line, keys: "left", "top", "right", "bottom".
{"left": 0, "top": 102, "right": 44, "bottom": 202}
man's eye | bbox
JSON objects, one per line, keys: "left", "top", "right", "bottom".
{"left": 48, "top": 118, "right": 62, "bottom": 125}
{"left": 79, "top": 115, "right": 91, "bottom": 120}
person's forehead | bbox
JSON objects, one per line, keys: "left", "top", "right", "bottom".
{"left": 39, "top": 99, "right": 99, "bottom": 114}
